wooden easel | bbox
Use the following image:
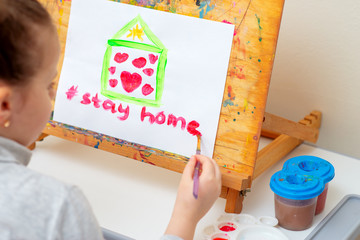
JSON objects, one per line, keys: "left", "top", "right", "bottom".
{"left": 32, "top": 0, "right": 321, "bottom": 213}
{"left": 220, "top": 110, "right": 321, "bottom": 213}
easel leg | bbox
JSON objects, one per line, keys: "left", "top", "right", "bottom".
{"left": 28, "top": 133, "right": 49, "bottom": 150}
{"left": 224, "top": 188, "right": 244, "bottom": 213}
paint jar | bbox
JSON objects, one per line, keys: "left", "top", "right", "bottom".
{"left": 270, "top": 171, "right": 324, "bottom": 231}
{"left": 282, "top": 156, "right": 335, "bottom": 215}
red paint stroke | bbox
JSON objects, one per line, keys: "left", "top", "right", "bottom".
{"left": 80, "top": 92, "right": 131, "bottom": 121}
{"left": 109, "top": 79, "right": 118, "bottom": 88}
{"left": 141, "top": 107, "right": 155, "bottom": 124}
{"left": 102, "top": 99, "right": 117, "bottom": 113}
{"left": 92, "top": 93, "right": 101, "bottom": 108}
{"left": 213, "top": 238, "right": 228, "bottom": 240}
{"left": 149, "top": 54, "right": 158, "bottom": 64}
{"left": 222, "top": 20, "right": 237, "bottom": 36}
{"left": 230, "top": 65, "right": 245, "bottom": 80}
{"left": 81, "top": 92, "right": 91, "bottom": 104}
{"left": 117, "top": 104, "right": 129, "bottom": 121}
{"left": 66, "top": 85, "right": 78, "bottom": 100}
{"left": 108, "top": 66, "right": 116, "bottom": 75}
{"left": 139, "top": 152, "right": 155, "bottom": 165}
{"left": 141, "top": 107, "right": 202, "bottom": 137}
{"left": 155, "top": 111, "right": 166, "bottom": 124}
{"left": 141, "top": 84, "right": 154, "bottom": 96}
{"left": 120, "top": 71, "right": 142, "bottom": 93}
{"left": 114, "top": 53, "right": 129, "bottom": 63}
{"left": 142, "top": 68, "right": 154, "bottom": 76}
{"left": 167, "top": 114, "right": 186, "bottom": 130}
{"left": 227, "top": 86, "right": 235, "bottom": 100}
{"left": 141, "top": 107, "right": 174, "bottom": 125}
{"left": 187, "top": 120, "right": 202, "bottom": 136}
{"left": 132, "top": 57, "right": 147, "bottom": 68}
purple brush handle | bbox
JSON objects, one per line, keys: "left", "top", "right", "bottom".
{"left": 193, "top": 160, "right": 201, "bottom": 199}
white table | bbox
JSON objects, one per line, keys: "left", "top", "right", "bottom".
{"left": 28, "top": 136, "right": 360, "bottom": 240}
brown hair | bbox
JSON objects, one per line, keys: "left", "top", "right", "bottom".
{"left": 0, "top": 0, "right": 53, "bottom": 85}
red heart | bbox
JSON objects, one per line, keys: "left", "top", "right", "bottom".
{"left": 114, "top": 53, "right": 129, "bottom": 63}
{"left": 142, "top": 84, "right": 154, "bottom": 96}
{"left": 149, "top": 54, "right": 158, "bottom": 64}
{"left": 132, "top": 57, "right": 147, "bottom": 68}
{"left": 109, "top": 79, "right": 118, "bottom": 88}
{"left": 120, "top": 71, "right": 142, "bottom": 93}
{"left": 108, "top": 66, "right": 116, "bottom": 75}
{"left": 143, "top": 68, "right": 154, "bottom": 76}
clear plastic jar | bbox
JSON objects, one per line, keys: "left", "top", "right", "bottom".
{"left": 270, "top": 171, "right": 324, "bottom": 231}
{"left": 275, "top": 194, "right": 317, "bottom": 230}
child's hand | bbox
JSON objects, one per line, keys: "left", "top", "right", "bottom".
{"left": 165, "top": 155, "right": 222, "bottom": 240}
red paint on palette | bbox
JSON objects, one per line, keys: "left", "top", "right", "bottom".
{"left": 142, "top": 84, "right": 154, "bottom": 96}
{"left": 109, "top": 79, "right": 118, "bottom": 88}
{"left": 132, "top": 57, "right": 147, "bottom": 68}
{"left": 213, "top": 238, "right": 228, "bottom": 240}
{"left": 149, "top": 54, "right": 158, "bottom": 64}
{"left": 143, "top": 68, "right": 154, "bottom": 76}
{"left": 219, "top": 225, "right": 236, "bottom": 232}
{"left": 114, "top": 53, "right": 129, "bottom": 63}
{"left": 120, "top": 71, "right": 142, "bottom": 93}
{"left": 108, "top": 66, "right": 116, "bottom": 75}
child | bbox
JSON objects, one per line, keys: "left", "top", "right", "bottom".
{"left": 0, "top": 0, "right": 222, "bottom": 239}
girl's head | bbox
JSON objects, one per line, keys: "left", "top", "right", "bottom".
{"left": 0, "top": 0, "right": 60, "bottom": 147}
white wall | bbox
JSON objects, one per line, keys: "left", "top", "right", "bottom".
{"left": 266, "top": 0, "right": 360, "bottom": 158}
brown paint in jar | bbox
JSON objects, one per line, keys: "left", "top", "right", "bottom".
{"left": 275, "top": 194, "right": 317, "bottom": 231}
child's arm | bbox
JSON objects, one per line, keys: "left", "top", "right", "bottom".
{"left": 164, "top": 155, "right": 222, "bottom": 240}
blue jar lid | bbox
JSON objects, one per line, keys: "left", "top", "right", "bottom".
{"left": 282, "top": 155, "right": 335, "bottom": 183}
{"left": 270, "top": 170, "right": 325, "bottom": 200}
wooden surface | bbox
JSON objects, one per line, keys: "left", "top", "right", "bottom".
{"left": 262, "top": 112, "right": 319, "bottom": 143}
{"left": 40, "top": 0, "right": 285, "bottom": 192}
{"left": 254, "top": 111, "right": 322, "bottom": 179}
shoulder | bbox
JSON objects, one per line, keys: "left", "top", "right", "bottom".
{"left": 0, "top": 163, "right": 85, "bottom": 215}
{"left": 0, "top": 162, "right": 71, "bottom": 200}
{"left": 0, "top": 164, "right": 104, "bottom": 239}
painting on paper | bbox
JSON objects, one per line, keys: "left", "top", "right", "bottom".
{"left": 101, "top": 15, "right": 167, "bottom": 107}
{"left": 53, "top": 0, "right": 235, "bottom": 157}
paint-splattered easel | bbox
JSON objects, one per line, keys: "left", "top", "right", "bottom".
{"left": 32, "top": 0, "right": 321, "bottom": 213}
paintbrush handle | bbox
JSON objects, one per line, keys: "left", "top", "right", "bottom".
{"left": 193, "top": 160, "right": 201, "bottom": 199}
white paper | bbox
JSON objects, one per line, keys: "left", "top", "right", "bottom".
{"left": 53, "top": 0, "right": 234, "bottom": 157}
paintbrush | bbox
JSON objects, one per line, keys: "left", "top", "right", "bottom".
{"left": 193, "top": 135, "right": 201, "bottom": 199}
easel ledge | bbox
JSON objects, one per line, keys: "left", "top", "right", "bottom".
{"left": 29, "top": 110, "right": 321, "bottom": 213}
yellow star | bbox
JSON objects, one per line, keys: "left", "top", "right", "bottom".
{"left": 127, "top": 24, "right": 144, "bottom": 41}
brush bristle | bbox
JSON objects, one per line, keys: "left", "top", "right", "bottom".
{"left": 196, "top": 135, "right": 201, "bottom": 154}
